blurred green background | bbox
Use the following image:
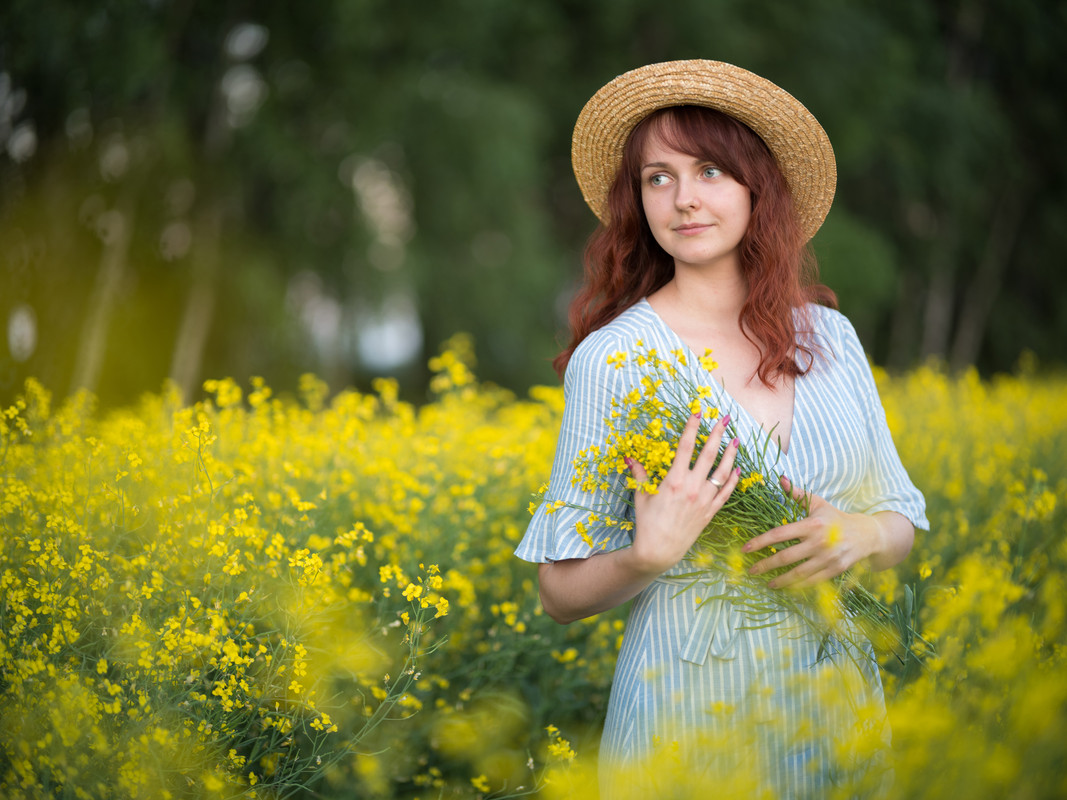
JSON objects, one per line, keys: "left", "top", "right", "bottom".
{"left": 2, "top": 0, "right": 1064, "bottom": 407}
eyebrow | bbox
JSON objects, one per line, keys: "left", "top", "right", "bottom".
{"left": 641, "top": 156, "right": 710, "bottom": 172}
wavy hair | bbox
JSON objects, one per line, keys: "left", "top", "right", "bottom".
{"left": 554, "top": 105, "right": 836, "bottom": 383}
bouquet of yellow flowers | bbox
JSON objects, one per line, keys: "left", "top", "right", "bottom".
{"left": 547, "top": 342, "right": 929, "bottom": 670}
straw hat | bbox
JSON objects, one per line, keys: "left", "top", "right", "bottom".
{"left": 571, "top": 59, "right": 836, "bottom": 241}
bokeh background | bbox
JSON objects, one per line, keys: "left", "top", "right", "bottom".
{"left": 2, "top": 0, "right": 1065, "bottom": 408}
{"left": 4, "top": 4, "right": 1067, "bottom": 799}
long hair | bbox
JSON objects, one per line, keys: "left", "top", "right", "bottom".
{"left": 554, "top": 105, "right": 836, "bottom": 383}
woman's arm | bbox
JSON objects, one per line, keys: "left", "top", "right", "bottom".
{"left": 539, "top": 413, "right": 741, "bottom": 623}
{"left": 538, "top": 549, "right": 662, "bottom": 625}
{"left": 739, "top": 311, "right": 922, "bottom": 589}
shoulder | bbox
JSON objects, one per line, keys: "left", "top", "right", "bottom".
{"left": 800, "top": 303, "right": 865, "bottom": 364}
{"left": 565, "top": 302, "right": 657, "bottom": 385}
{"left": 804, "top": 302, "right": 857, "bottom": 339}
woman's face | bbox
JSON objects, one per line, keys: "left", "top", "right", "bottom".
{"left": 639, "top": 131, "right": 751, "bottom": 274}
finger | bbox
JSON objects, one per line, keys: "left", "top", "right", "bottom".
{"left": 780, "top": 475, "right": 815, "bottom": 510}
{"left": 743, "top": 519, "right": 802, "bottom": 554}
{"left": 693, "top": 414, "right": 732, "bottom": 477}
{"left": 769, "top": 560, "right": 835, "bottom": 589}
{"left": 765, "top": 537, "right": 859, "bottom": 587}
{"left": 705, "top": 438, "right": 738, "bottom": 492}
{"left": 669, "top": 412, "right": 703, "bottom": 474}
{"left": 708, "top": 464, "right": 741, "bottom": 511}
{"left": 748, "top": 540, "right": 812, "bottom": 577}
{"left": 624, "top": 456, "right": 649, "bottom": 486}
{"left": 766, "top": 565, "right": 806, "bottom": 590}
{"left": 765, "top": 552, "right": 822, "bottom": 587}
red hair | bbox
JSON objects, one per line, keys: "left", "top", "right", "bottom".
{"left": 554, "top": 106, "right": 836, "bottom": 383}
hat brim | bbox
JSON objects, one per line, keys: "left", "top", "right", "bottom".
{"left": 571, "top": 60, "right": 836, "bottom": 242}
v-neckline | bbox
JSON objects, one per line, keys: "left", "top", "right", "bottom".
{"left": 637, "top": 298, "right": 798, "bottom": 456}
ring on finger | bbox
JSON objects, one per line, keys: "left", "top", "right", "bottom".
{"left": 709, "top": 477, "right": 723, "bottom": 489}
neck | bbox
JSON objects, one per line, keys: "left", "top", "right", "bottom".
{"left": 659, "top": 262, "right": 747, "bottom": 323}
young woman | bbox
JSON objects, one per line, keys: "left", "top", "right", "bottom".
{"left": 515, "top": 61, "right": 928, "bottom": 797}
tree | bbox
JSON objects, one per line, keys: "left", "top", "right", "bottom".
{"left": 2, "top": 0, "right": 1065, "bottom": 409}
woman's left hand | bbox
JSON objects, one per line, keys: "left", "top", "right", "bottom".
{"left": 742, "top": 476, "right": 884, "bottom": 588}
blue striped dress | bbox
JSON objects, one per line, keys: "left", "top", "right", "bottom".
{"left": 515, "top": 299, "right": 928, "bottom": 798}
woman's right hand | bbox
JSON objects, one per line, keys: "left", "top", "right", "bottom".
{"left": 538, "top": 413, "right": 740, "bottom": 625}
{"left": 626, "top": 412, "right": 740, "bottom": 575}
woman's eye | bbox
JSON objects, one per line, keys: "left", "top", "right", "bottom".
{"left": 649, "top": 174, "right": 669, "bottom": 186}
{"left": 703, "top": 166, "right": 722, "bottom": 179}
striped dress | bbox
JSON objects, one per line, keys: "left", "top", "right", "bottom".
{"left": 515, "top": 299, "right": 928, "bottom": 799}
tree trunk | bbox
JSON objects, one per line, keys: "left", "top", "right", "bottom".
{"left": 167, "top": 36, "right": 232, "bottom": 404}
{"left": 949, "top": 188, "right": 1026, "bottom": 370}
{"left": 168, "top": 199, "right": 224, "bottom": 402}
{"left": 69, "top": 190, "right": 136, "bottom": 395}
{"left": 919, "top": 246, "right": 957, "bottom": 362}
{"left": 915, "top": 0, "right": 983, "bottom": 365}
{"left": 887, "top": 270, "right": 923, "bottom": 370}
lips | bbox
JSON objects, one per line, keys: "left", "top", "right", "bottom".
{"left": 674, "top": 223, "right": 712, "bottom": 235}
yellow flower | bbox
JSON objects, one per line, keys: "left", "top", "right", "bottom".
{"left": 698, "top": 349, "right": 719, "bottom": 372}
{"left": 738, "top": 472, "right": 765, "bottom": 492}
{"left": 547, "top": 737, "right": 576, "bottom": 761}
{"left": 551, "top": 648, "right": 578, "bottom": 663}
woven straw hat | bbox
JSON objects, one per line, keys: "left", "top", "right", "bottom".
{"left": 571, "top": 59, "right": 836, "bottom": 241}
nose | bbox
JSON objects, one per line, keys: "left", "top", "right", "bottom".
{"left": 674, "top": 176, "right": 699, "bottom": 210}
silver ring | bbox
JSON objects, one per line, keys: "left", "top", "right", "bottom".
{"left": 709, "top": 477, "right": 723, "bottom": 489}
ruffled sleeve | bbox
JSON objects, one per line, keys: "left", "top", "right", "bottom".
{"left": 830, "top": 312, "right": 929, "bottom": 531}
{"left": 514, "top": 331, "right": 638, "bottom": 563}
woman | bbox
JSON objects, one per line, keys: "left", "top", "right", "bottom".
{"left": 516, "top": 61, "right": 927, "bottom": 797}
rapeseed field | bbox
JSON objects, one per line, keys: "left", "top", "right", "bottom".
{"left": 2, "top": 337, "right": 1064, "bottom": 798}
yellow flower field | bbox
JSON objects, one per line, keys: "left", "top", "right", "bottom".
{"left": 2, "top": 338, "right": 1065, "bottom": 799}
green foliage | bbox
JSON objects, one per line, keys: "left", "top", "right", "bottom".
{"left": 1, "top": 0, "right": 1065, "bottom": 408}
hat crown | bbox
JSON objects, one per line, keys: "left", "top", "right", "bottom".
{"left": 571, "top": 59, "right": 836, "bottom": 241}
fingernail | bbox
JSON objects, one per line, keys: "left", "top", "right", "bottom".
{"left": 624, "top": 457, "right": 634, "bottom": 469}
{"left": 734, "top": 467, "right": 741, "bottom": 476}
{"left": 730, "top": 438, "right": 739, "bottom": 448}
{"left": 767, "top": 580, "right": 778, "bottom": 589}
{"left": 722, "top": 414, "right": 731, "bottom": 426}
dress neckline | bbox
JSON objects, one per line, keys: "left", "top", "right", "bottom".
{"left": 634, "top": 297, "right": 798, "bottom": 457}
